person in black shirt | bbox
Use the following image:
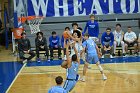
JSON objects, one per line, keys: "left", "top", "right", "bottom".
{"left": 35, "top": 32, "right": 49, "bottom": 62}
{"left": 18, "top": 32, "right": 35, "bottom": 63}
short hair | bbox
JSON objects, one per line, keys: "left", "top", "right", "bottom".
{"left": 77, "top": 27, "right": 83, "bottom": 31}
{"left": 65, "top": 27, "right": 70, "bottom": 30}
{"left": 36, "top": 32, "right": 43, "bottom": 36}
{"left": 52, "top": 31, "right": 56, "bottom": 35}
{"left": 89, "top": 14, "right": 95, "bottom": 18}
{"left": 72, "top": 22, "right": 78, "bottom": 27}
{"left": 127, "top": 26, "right": 131, "bottom": 28}
{"left": 72, "top": 54, "right": 77, "bottom": 61}
{"left": 21, "top": 32, "right": 26, "bottom": 36}
{"left": 55, "top": 76, "right": 63, "bottom": 85}
{"left": 73, "top": 30, "right": 81, "bottom": 38}
{"left": 84, "top": 33, "right": 89, "bottom": 37}
{"left": 116, "top": 23, "right": 121, "bottom": 27}
{"left": 106, "top": 27, "right": 111, "bottom": 31}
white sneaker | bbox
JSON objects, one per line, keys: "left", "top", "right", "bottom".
{"left": 101, "top": 55, "right": 104, "bottom": 58}
{"left": 102, "top": 75, "right": 107, "bottom": 80}
{"left": 23, "top": 59, "right": 27, "bottom": 64}
{"left": 110, "top": 55, "right": 113, "bottom": 58}
{"left": 88, "top": 65, "right": 92, "bottom": 69}
{"left": 80, "top": 77, "right": 85, "bottom": 82}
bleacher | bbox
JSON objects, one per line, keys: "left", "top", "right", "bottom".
{"left": 21, "top": 13, "right": 140, "bottom": 57}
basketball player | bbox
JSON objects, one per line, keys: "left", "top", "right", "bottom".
{"left": 80, "top": 33, "right": 107, "bottom": 82}
{"left": 61, "top": 41, "right": 80, "bottom": 92}
{"left": 67, "top": 30, "right": 83, "bottom": 58}
{"left": 48, "top": 76, "right": 67, "bottom": 93}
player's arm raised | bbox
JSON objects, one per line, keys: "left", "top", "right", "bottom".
{"left": 61, "top": 42, "right": 71, "bottom": 68}
{"left": 67, "top": 31, "right": 80, "bottom": 42}
{"left": 73, "top": 42, "right": 80, "bottom": 64}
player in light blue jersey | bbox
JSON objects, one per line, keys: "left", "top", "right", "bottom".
{"left": 80, "top": 33, "right": 107, "bottom": 82}
{"left": 48, "top": 76, "right": 67, "bottom": 93}
{"left": 61, "top": 41, "right": 80, "bottom": 92}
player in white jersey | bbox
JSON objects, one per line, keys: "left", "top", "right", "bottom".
{"left": 113, "top": 24, "right": 125, "bottom": 56}
{"left": 67, "top": 29, "right": 83, "bottom": 58}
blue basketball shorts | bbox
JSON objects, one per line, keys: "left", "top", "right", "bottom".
{"left": 86, "top": 53, "right": 99, "bottom": 63}
{"left": 63, "top": 79, "right": 77, "bottom": 92}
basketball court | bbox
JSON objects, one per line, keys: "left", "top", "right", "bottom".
{"left": 0, "top": 0, "right": 140, "bottom": 93}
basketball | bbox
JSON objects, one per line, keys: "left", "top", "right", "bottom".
{"left": 63, "top": 31, "right": 69, "bottom": 39}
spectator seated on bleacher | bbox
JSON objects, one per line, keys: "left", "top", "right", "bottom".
{"left": 18, "top": 32, "right": 35, "bottom": 63}
{"left": 61, "top": 27, "right": 70, "bottom": 60}
{"left": 35, "top": 32, "right": 49, "bottom": 62}
{"left": 124, "top": 26, "right": 138, "bottom": 55}
{"left": 113, "top": 24, "right": 125, "bottom": 56}
{"left": 101, "top": 28, "right": 114, "bottom": 58}
{"left": 49, "top": 31, "right": 62, "bottom": 60}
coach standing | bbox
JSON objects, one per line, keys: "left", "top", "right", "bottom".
{"left": 82, "top": 14, "right": 99, "bottom": 42}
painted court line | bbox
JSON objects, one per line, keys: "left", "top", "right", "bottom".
{"left": 6, "top": 63, "right": 27, "bottom": 93}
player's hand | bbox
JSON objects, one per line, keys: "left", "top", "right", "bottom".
{"left": 40, "top": 46, "right": 44, "bottom": 49}
{"left": 54, "top": 45, "right": 58, "bottom": 48}
{"left": 98, "top": 52, "right": 102, "bottom": 58}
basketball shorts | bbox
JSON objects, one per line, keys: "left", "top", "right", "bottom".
{"left": 63, "top": 79, "right": 77, "bottom": 92}
{"left": 86, "top": 53, "right": 99, "bottom": 63}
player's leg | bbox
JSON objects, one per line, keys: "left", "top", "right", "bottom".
{"left": 94, "top": 55, "right": 107, "bottom": 80}
{"left": 133, "top": 41, "right": 138, "bottom": 55}
{"left": 81, "top": 54, "right": 92, "bottom": 82}
{"left": 125, "top": 42, "right": 129, "bottom": 54}
{"left": 36, "top": 46, "right": 40, "bottom": 62}
{"left": 63, "top": 80, "right": 76, "bottom": 92}
{"left": 44, "top": 45, "right": 49, "bottom": 60}
{"left": 121, "top": 41, "right": 125, "bottom": 56}
{"left": 57, "top": 45, "right": 62, "bottom": 59}
{"left": 113, "top": 41, "right": 117, "bottom": 56}
{"left": 49, "top": 46, "right": 54, "bottom": 60}
{"left": 27, "top": 50, "right": 35, "bottom": 61}
{"left": 81, "top": 62, "right": 88, "bottom": 82}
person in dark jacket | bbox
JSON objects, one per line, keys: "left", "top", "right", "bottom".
{"left": 49, "top": 31, "right": 61, "bottom": 60}
{"left": 35, "top": 32, "right": 49, "bottom": 62}
{"left": 18, "top": 32, "right": 35, "bottom": 63}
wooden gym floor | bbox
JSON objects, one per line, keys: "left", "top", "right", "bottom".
{"left": 0, "top": 46, "right": 140, "bottom": 93}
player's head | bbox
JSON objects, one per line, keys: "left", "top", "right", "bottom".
{"left": 52, "top": 31, "right": 57, "bottom": 38}
{"left": 127, "top": 26, "right": 132, "bottom": 33}
{"left": 116, "top": 24, "right": 121, "bottom": 31}
{"left": 55, "top": 76, "right": 63, "bottom": 85}
{"left": 83, "top": 33, "right": 89, "bottom": 40}
{"left": 72, "top": 22, "right": 78, "bottom": 30}
{"left": 36, "top": 32, "right": 43, "bottom": 38}
{"left": 90, "top": 14, "right": 95, "bottom": 20}
{"left": 65, "top": 27, "right": 70, "bottom": 31}
{"left": 106, "top": 28, "right": 111, "bottom": 35}
{"left": 72, "top": 30, "right": 81, "bottom": 38}
{"left": 72, "top": 54, "right": 77, "bottom": 62}
{"left": 21, "top": 32, "right": 26, "bottom": 39}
